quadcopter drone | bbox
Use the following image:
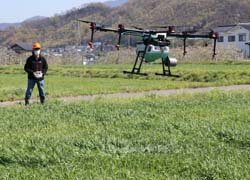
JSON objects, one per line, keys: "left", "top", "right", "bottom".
{"left": 78, "top": 19, "right": 218, "bottom": 76}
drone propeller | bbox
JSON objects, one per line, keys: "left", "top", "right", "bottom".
{"left": 78, "top": 19, "right": 126, "bottom": 50}
{"left": 77, "top": 19, "right": 97, "bottom": 48}
{"left": 151, "top": 25, "right": 200, "bottom": 34}
{"left": 165, "top": 28, "right": 218, "bottom": 57}
{"left": 77, "top": 19, "right": 94, "bottom": 24}
{"left": 131, "top": 26, "right": 144, "bottom": 30}
{"left": 78, "top": 19, "right": 116, "bottom": 48}
{"left": 150, "top": 25, "right": 172, "bottom": 29}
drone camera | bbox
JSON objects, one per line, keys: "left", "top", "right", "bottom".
{"left": 157, "top": 35, "right": 165, "bottom": 41}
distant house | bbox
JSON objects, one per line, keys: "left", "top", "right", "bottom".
{"left": 10, "top": 42, "right": 33, "bottom": 53}
{"left": 214, "top": 23, "right": 250, "bottom": 58}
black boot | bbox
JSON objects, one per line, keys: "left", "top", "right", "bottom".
{"left": 40, "top": 96, "right": 45, "bottom": 104}
{"left": 25, "top": 99, "right": 29, "bottom": 105}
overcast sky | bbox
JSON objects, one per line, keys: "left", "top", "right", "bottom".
{"left": 0, "top": 0, "right": 108, "bottom": 23}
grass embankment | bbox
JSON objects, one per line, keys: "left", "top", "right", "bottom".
{"left": 0, "top": 91, "right": 249, "bottom": 179}
{"left": 1, "top": 61, "right": 250, "bottom": 101}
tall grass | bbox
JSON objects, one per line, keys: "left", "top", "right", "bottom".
{"left": 0, "top": 91, "right": 249, "bottom": 179}
{"left": 1, "top": 62, "right": 250, "bottom": 101}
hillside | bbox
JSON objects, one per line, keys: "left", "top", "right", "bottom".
{"left": 0, "top": 23, "right": 20, "bottom": 30}
{"left": 104, "top": 0, "right": 128, "bottom": 7}
{"left": 0, "top": 0, "right": 250, "bottom": 47}
{"left": 23, "top": 16, "right": 48, "bottom": 23}
{"left": 113, "top": 0, "right": 250, "bottom": 28}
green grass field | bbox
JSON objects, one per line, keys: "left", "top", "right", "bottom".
{"left": 1, "top": 62, "right": 250, "bottom": 102}
{"left": 1, "top": 63, "right": 250, "bottom": 179}
{"left": 0, "top": 91, "right": 249, "bottom": 179}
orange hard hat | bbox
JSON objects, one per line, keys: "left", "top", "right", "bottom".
{"left": 32, "top": 42, "right": 41, "bottom": 50}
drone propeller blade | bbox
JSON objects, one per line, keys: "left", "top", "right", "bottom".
{"left": 77, "top": 19, "right": 96, "bottom": 47}
{"left": 98, "top": 27, "right": 118, "bottom": 33}
{"left": 150, "top": 25, "right": 170, "bottom": 28}
{"left": 131, "top": 26, "right": 144, "bottom": 30}
{"left": 182, "top": 28, "right": 197, "bottom": 34}
{"left": 77, "top": 19, "right": 94, "bottom": 24}
{"left": 151, "top": 25, "right": 200, "bottom": 34}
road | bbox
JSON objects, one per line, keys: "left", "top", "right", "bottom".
{"left": 1, "top": 84, "right": 250, "bottom": 107}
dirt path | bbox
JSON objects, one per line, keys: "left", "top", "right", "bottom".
{"left": 1, "top": 84, "right": 250, "bottom": 107}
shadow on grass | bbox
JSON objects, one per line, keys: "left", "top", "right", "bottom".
{"left": 0, "top": 155, "right": 56, "bottom": 168}
{"left": 216, "top": 131, "right": 250, "bottom": 149}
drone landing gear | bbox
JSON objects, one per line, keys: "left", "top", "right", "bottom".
{"left": 123, "top": 51, "right": 148, "bottom": 76}
{"left": 155, "top": 57, "right": 172, "bottom": 76}
{"left": 155, "top": 57, "right": 180, "bottom": 77}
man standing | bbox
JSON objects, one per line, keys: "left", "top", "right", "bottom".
{"left": 24, "top": 42, "right": 48, "bottom": 105}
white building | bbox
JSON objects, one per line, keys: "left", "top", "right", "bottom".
{"left": 214, "top": 23, "right": 250, "bottom": 58}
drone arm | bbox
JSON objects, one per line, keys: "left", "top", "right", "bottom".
{"left": 183, "top": 38, "right": 187, "bottom": 56}
{"left": 116, "top": 33, "right": 122, "bottom": 50}
{"left": 213, "top": 38, "right": 217, "bottom": 59}
{"left": 77, "top": 19, "right": 93, "bottom": 24}
{"left": 98, "top": 28, "right": 118, "bottom": 33}
{"left": 90, "top": 28, "right": 94, "bottom": 42}
{"left": 168, "top": 33, "right": 210, "bottom": 39}
{"left": 122, "top": 32, "right": 143, "bottom": 37}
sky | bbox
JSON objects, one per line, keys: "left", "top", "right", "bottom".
{"left": 0, "top": 0, "right": 107, "bottom": 23}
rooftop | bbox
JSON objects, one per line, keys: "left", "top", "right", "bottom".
{"left": 10, "top": 42, "right": 33, "bottom": 53}
{"left": 214, "top": 23, "right": 250, "bottom": 32}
